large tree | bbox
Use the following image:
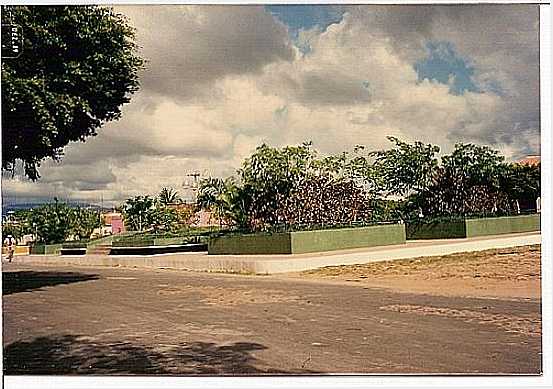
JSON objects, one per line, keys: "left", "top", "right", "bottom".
{"left": 500, "top": 162, "right": 541, "bottom": 210}
{"left": 1, "top": 6, "right": 143, "bottom": 179}
{"left": 410, "top": 143, "right": 513, "bottom": 217}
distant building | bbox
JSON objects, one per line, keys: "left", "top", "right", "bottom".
{"left": 517, "top": 155, "right": 540, "bottom": 167}
{"left": 101, "top": 211, "right": 125, "bottom": 234}
{"left": 166, "top": 202, "right": 218, "bottom": 227}
{"left": 194, "top": 210, "right": 217, "bottom": 227}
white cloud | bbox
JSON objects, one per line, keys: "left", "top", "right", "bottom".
{"left": 117, "top": 5, "right": 295, "bottom": 102}
{"left": 2, "top": 5, "right": 540, "bottom": 207}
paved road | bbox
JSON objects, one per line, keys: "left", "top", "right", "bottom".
{"left": 2, "top": 263, "right": 542, "bottom": 375}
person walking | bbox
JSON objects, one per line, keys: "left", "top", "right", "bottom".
{"left": 3, "top": 235, "right": 16, "bottom": 262}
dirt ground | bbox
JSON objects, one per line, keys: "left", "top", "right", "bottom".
{"left": 291, "top": 245, "right": 541, "bottom": 300}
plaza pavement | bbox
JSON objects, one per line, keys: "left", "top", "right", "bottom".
{"left": 2, "top": 261, "right": 542, "bottom": 375}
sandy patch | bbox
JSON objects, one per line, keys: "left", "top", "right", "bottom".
{"left": 293, "top": 245, "right": 541, "bottom": 299}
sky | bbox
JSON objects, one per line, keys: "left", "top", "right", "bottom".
{"left": 2, "top": 4, "right": 541, "bottom": 207}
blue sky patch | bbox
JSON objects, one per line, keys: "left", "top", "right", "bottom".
{"left": 415, "top": 41, "right": 479, "bottom": 95}
{"left": 266, "top": 5, "right": 345, "bottom": 39}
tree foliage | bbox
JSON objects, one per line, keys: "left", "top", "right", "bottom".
{"left": 158, "top": 187, "right": 181, "bottom": 205}
{"left": 197, "top": 177, "right": 246, "bottom": 228}
{"left": 1, "top": 5, "right": 143, "bottom": 179}
{"left": 370, "top": 137, "right": 440, "bottom": 196}
{"left": 198, "top": 143, "right": 384, "bottom": 231}
{"left": 238, "top": 142, "right": 317, "bottom": 228}
{"left": 2, "top": 221, "right": 26, "bottom": 242}
{"left": 26, "top": 201, "right": 73, "bottom": 244}
{"left": 19, "top": 202, "right": 102, "bottom": 243}
{"left": 122, "top": 195, "right": 188, "bottom": 233}
{"left": 419, "top": 144, "right": 510, "bottom": 216}
{"left": 121, "top": 196, "right": 157, "bottom": 232}
{"left": 69, "top": 207, "right": 101, "bottom": 240}
{"left": 500, "top": 162, "right": 540, "bottom": 203}
{"left": 196, "top": 139, "right": 540, "bottom": 230}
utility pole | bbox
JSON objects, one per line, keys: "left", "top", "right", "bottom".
{"left": 185, "top": 172, "right": 201, "bottom": 202}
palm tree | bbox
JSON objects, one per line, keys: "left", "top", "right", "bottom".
{"left": 158, "top": 187, "right": 180, "bottom": 205}
{"left": 197, "top": 177, "right": 246, "bottom": 228}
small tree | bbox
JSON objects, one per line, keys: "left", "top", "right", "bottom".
{"left": 27, "top": 201, "right": 73, "bottom": 244}
{"left": 158, "top": 187, "right": 181, "bottom": 205}
{"left": 150, "top": 205, "right": 179, "bottom": 233}
{"left": 2, "top": 209, "right": 32, "bottom": 242}
{"left": 121, "top": 196, "right": 157, "bottom": 232}
{"left": 2, "top": 221, "right": 24, "bottom": 242}
{"left": 197, "top": 177, "right": 246, "bottom": 228}
{"left": 69, "top": 207, "right": 101, "bottom": 240}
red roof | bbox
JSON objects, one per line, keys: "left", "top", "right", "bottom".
{"left": 517, "top": 155, "right": 541, "bottom": 166}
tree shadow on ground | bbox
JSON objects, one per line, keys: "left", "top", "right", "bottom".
{"left": 2, "top": 271, "right": 100, "bottom": 295}
{"left": 3, "top": 334, "right": 313, "bottom": 375}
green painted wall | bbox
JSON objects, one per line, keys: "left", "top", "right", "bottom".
{"left": 209, "top": 232, "right": 291, "bottom": 255}
{"left": 290, "top": 224, "right": 406, "bottom": 254}
{"left": 406, "top": 220, "right": 466, "bottom": 240}
{"left": 208, "top": 224, "right": 406, "bottom": 255}
{"left": 465, "top": 214, "right": 540, "bottom": 237}
{"left": 30, "top": 244, "right": 62, "bottom": 255}
{"left": 406, "top": 214, "right": 540, "bottom": 239}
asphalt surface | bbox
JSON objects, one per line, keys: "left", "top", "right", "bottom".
{"left": 2, "top": 262, "right": 542, "bottom": 375}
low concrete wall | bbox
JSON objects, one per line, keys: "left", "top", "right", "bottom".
{"left": 2, "top": 246, "right": 30, "bottom": 256}
{"left": 209, "top": 233, "right": 292, "bottom": 255}
{"left": 30, "top": 244, "right": 62, "bottom": 255}
{"left": 407, "top": 214, "right": 540, "bottom": 239}
{"left": 466, "top": 214, "right": 541, "bottom": 237}
{"left": 208, "top": 224, "right": 406, "bottom": 255}
{"left": 60, "top": 248, "right": 87, "bottom": 255}
{"left": 110, "top": 243, "right": 207, "bottom": 255}
{"left": 290, "top": 224, "right": 406, "bottom": 254}
{"left": 406, "top": 220, "right": 467, "bottom": 240}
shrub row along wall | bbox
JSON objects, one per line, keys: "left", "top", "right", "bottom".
{"left": 406, "top": 214, "right": 540, "bottom": 240}
{"left": 111, "top": 236, "right": 195, "bottom": 247}
{"left": 208, "top": 224, "right": 406, "bottom": 255}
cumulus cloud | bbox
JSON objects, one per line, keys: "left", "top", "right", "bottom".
{"left": 118, "top": 5, "right": 295, "bottom": 102}
{"left": 2, "top": 4, "right": 541, "bottom": 207}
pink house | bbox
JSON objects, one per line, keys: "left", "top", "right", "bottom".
{"left": 102, "top": 212, "right": 126, "bottom": 234}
